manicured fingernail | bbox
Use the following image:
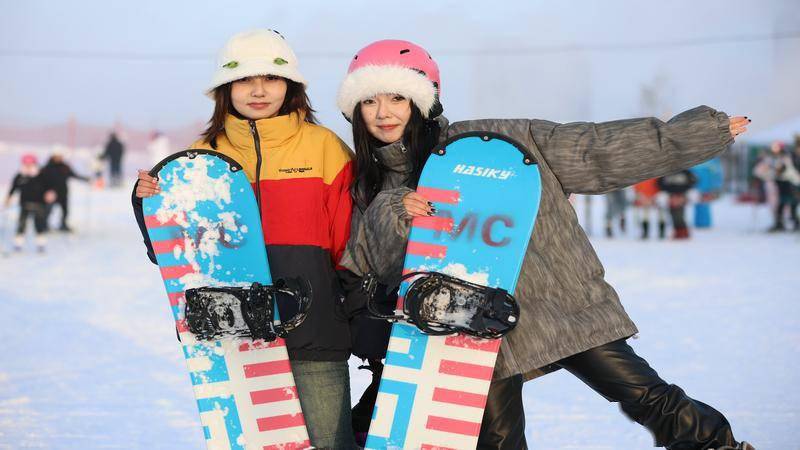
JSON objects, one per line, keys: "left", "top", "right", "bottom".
{"left": 748, "top": 119, "right": 752, "bottom": 123}
{"left": 431, "top": 207, "right": 437, "bottom": 213}
{"left": 427, "top": 211, "right": 434, "bottom": 216}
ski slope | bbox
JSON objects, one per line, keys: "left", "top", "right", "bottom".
{"left": 0, "top": 179, "right": 797, "bottom": 449}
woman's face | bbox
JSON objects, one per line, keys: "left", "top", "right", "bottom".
{"left": 231, "top": 75, "right": 287, "bottom": 120}
{"left": 359, "top": 94, "right": 412, "bottom": 144}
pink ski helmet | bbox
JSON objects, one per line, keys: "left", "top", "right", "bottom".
{"left": 337, "top": 39, "right": 442, "bottom": 120}
{"left": 20, "top": 153, "right": 38, "bottom": 165}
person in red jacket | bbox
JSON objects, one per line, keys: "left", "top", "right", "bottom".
{"left": 633, "top": 177, "right": 667, "bottom": 239}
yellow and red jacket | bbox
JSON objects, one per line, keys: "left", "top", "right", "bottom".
{"left": 190, "top": 113, "right": 353, "bottom": 267}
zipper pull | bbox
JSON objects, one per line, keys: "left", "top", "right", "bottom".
{"left": 399, "top": 143, "right": 407, "bottom": 153}
{"left": 249, "top": 120, "right": 257, "bottom": 136}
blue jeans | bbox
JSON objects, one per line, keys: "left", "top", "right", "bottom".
{"left": 291, "top": 360, "right": 356, "bottom": 449}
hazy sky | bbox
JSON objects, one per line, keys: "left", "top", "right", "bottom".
{"left": 2, "top": 0, "right": 798, "bottom": 140}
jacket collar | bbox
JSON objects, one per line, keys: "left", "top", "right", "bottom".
{"left": 223, "top": 112, "right": 304, "bottom": 151}
{"left": 373, "top": 115, "right": 450, "bottom": 173}
{"left": 374, "top": 140, "right": 412, "bottom": 174}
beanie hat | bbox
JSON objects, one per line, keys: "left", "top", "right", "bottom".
{"left": 337, "top": 39, "right": 441, "bottom": 119}
{"left": 206, "top": 29, "right": 306, "bottom": 97}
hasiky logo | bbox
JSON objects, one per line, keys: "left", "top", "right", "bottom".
{"left": 453, "top": 164, "right": 513, "bottom": 180}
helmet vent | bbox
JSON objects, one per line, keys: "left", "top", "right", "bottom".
{"left": 400, "top": 49, "right": 410, "bottom": 54}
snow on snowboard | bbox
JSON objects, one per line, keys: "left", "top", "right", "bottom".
{"left": 142, "top": 150, "right": 311, "bottom": 450}
{"left": 365, "top": 133, "right": 541, "bottom": 449}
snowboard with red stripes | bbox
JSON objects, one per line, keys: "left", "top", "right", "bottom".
{"left": 365, "top": 132, "right": 541, "bottom": 449}
{"left": 142, "top": 150, "right": 310, "bottom": 450}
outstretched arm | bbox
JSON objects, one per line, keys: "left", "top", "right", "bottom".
{"left": 530, "top": 106, "right": 749, "bottom": 195}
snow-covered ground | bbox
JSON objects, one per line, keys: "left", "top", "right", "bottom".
{"left": 0, "top": 179, "right": 797, "bottom": 449}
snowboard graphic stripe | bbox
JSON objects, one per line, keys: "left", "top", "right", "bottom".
{"left": 250, "top": 387, "right": 299, "bottom": 404}
{"left": 431, "top": 387, "right": 487, "bottom": 408}
{"left": 407, "top": 241, "right": 448, "bottom": 258}
{"left": 417, "top": 186, "right": 460, "bottom": 204}
{"left": 159, "top": 264, "right": 195, "bottom": 280}
{"left": 439, "top": 360, "right": 494, "bottom": 380}
{"left": 412, "top": 216, "right": 455, "bottom": 232}
{"left": 257, "top": 414, "right": 307, "bottom": 431}
{"left": 244, "top": 360, "right": 293, "bottom": 378}
{"left": 263, "top": 440, "right": 312, "bottom": 450}
{"left": 425, "top": 415, "right": 481, "bottom": 436}
{"left": 143, "top": 214, "right": 185, "bottom": 228}
{"left": 444, "top": 335, "right": 502, "bottom": 353}
{"left": 239, "top": 339, "right": 287, "bottom": 352}
{"left": 167, "top": 292, "right": 184, "bottom": 307}
{"left": 152, "top": 237, "right": 185, "bottom": 254}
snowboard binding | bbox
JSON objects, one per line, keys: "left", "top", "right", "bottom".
{"left": 184, "top": 278, "right": 312, "bottom": 341}
{"left": 362, "top": 272, "right": 519, "bottom": 339}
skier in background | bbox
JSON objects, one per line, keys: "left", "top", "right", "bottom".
{"left": 753, "top": 141, "right": 800, "bottom": 232}
{"left": 100, "top": 132, "right": 125, "bottom": 187}
{"left": 5, "top": 154, "right": 56, "bottom": 252}
{"left": 335, "top": 39, "right": 754, "bottom": 449}
{"left": 604, "top": 188, "right": 628, "bottom": 238}
{"left": 658, "top": 170, "right": 697, "bottom": 239}
{"left": 40, "top": 153, "right": 90, "bottom": 232}
{"left": 633, "top": 178, "right": 667, "bottom": 239}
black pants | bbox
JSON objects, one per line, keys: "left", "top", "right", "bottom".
{"left": 46, "top": 194, "right": 69, "bottom": 228}
{"left": 16, "top": 203, "right": 47, "bottom": 235}
{"left": 478, "top": 374, "right": 527, "bottom": 450}
{"left": 775, "top": 181, "right": 799, "bottom": 228}
{"left": 480, "top": 339, "right": 736, "bottom": 450}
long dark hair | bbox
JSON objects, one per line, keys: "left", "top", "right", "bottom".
{"left": 201, "top": 78, "right": 317, "bottom": 143}
{"left": 351, "top": 102, "right": 440, "bottom": 211}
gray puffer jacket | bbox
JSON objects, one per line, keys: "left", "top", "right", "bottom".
{"left": 340, "top": 106, "right": 733, "bottom": 380}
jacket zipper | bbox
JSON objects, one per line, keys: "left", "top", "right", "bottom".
{"left": 249, "top": 120, "right": 264, "bottom": 214}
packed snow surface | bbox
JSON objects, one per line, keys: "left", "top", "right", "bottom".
{"left": 0, "top": 180, "right": 797, "bottom": 449}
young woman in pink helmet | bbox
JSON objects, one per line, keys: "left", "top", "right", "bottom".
{"left": 338, "top": 39, "right": 754, "bottom": 450}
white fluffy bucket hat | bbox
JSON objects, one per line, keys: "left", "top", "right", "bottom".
{"left": 206, "top": 29, "right": 307, "bottom": 97}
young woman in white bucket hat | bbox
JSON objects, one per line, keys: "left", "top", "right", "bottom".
{"left": 133, "top": 29, "right": 357, "bottom": 449}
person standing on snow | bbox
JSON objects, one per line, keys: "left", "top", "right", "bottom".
{"left": 132, "top": 29, "right": 357, "bottom": 449}
{"left": 100, "top": 132, "right": 125, "bottom": 187}
{"left": 604, "top": 188, "right": 629, "bottom": 238}
{"left": 5, "top": 154, "right": 56, "bottom": 252}
{"left": 40, "top": 153, "right": 90, "bottom": 232}
{"left": 336, "top": 39, "right": 754, "bottom": 450}
{"left": 753, "top": 141, "right": 800, "bottom": 232}
{"left": 657, "top": 169, "right": 697, "bottom": 239}
{"left": 633, "top": 177, "right": 667, "bottom": 239}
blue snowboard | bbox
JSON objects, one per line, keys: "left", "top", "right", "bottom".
{"left": 142, "top": 150, "right": 310, "bottom": 450}
{"left": 366, "top": 133, "right": 542, "bottom": 449}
